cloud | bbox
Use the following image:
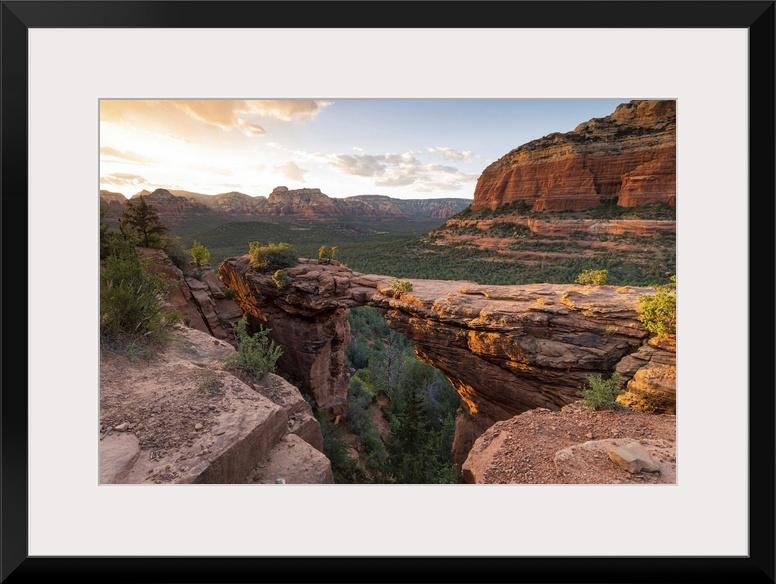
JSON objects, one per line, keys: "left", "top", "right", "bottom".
{"left": 100, "top": 99, "right": 331, "bottom": 139}
{"left": 237, "top": 118, "right": 266, "bottom": 137}
{"left": 332, "top": 152, "right": 422, "bottom": 180}
{"left": 427, "top": 147, "right": 474, "bottom": 161}
{"left": 276, "top": 161, "right": 308, "bottom": 182}
{"left": 331, "top": 151, "right": 478, "bottom": 190}
{"left": 100, "top": 146, "right": 149, "bottom": 163}
{"left": 427, "top": 164, "right": 460, "bottom": 173}
{"left": 101, "top": 173, "right": 148, "bottom": 186}
{"left": 331, "top": 152, "right": 423, "bottom": 187}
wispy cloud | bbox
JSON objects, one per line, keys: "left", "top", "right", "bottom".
{"left": 101, "top": 99, "right": 331, "bottom": 139}
{"left": 331, "top": 152, "right": 476, "bottom": 189}
{"left": 100, "top": 146, "right": 149, "bottom": 163}
{"left": 276, "top": 161, "right": 308, "bottom": 182}
{"left": 237, "top": 118, "right": 266, "bottom": 136}
{"left": 427, "top": 147, "right": 473, "bottom": 161}
{"left": 101, "top": 173, "right": 148, "bottom": 187}
{"left": 332, "top": 152, "right": 422, "bottom": 184}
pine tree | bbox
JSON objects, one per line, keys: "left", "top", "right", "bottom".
{"left": 119, "top": 196, "right": 169, "bottom": 248}
{"left": 388, "top": 385, "right": 434, "bottom": 483}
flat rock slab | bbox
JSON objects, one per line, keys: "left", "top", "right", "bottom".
{"left": 99, "top": 433, "right": 141, "bottom": 484}
{"left": 100, "top": 326, "right": 328, "bottom": 484}
{"left": 248, "top": 434, "right": 333, "bottom": 484}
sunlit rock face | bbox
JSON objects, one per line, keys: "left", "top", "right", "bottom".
{"left": 471, "top": 99, "right": 676, "bottom": 212}
{"left": 219, "top": 259, "right": 668, "bottom": 464}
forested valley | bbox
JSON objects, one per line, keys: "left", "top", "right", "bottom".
{"left": 316, "top": 306, "right": 461, "bottom": 484}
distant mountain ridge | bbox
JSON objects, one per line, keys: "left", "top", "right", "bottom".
{"left": 100, "top": 186, "right": 471, "bottom": 221}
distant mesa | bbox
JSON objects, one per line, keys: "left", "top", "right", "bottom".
{"left": 100, "top": 185, "right": 472, "bottom": 221}
{"left": 471, "top": 99, "right": 676, "bottom": 212}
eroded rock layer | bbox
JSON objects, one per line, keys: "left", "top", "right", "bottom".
{"left": 219, "top": 259, "right": 666, "bottom": 463}
{"left": 471, "top": 100, "right": 676, "bottom": 212}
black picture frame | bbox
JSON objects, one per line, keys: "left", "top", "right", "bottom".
{"left": 3, "top": 2, "right": 774, "bottom": 583}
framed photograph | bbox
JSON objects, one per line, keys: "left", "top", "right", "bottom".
{"left": 5, "top": 1, "right": 773, "bottom": 582}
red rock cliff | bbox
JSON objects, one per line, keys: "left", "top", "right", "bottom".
{"left": 471, "top": 99, "right": 676, "bottom": 212}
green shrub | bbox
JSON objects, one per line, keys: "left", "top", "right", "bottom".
{"left": 199, "top": 374, "right": 224, "bottom": 397}
{"left": 390, "top": 279, "right": 413, "bottom": 295}
{"left": 190, "top": 240, "right": 211, "bottom": 266}
{"left": 576, "top": 269, "right": 609, "bottom": 285}
{"left": 224, "top": 317, "right": 283, "bottom": 381}
{"left": 638, "top": 275, "right": 676, "bottom": 338}
{"left": 580, "top": 372, "right": 625, "bottom": 410}
{"left": 318, "top": 245, "right": 331, "bottom": 262}
{"left": 248, "top": 241, "right": 298, "bottom": 271}
{"left": 272, "top": 269, "right": 289, "bottom": 289}
{"left": 331, "top": 246, "right": 339, "bottom": 261}
{"left": 100, "top": 237, "right": 177, "bottom": 343}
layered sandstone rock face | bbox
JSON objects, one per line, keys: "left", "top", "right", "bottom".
{"left": 218, "top": 257, "right": 366, "bottom": 416}
{"left": 471, "top": 99, "right": 676, "bottom": 212}
{"left": 615, "top": 335, "right": 676, "bottom": 414}
{"left": 139, "top": 249, "right": 243, "bottom": 344}
{"left": 99, "top": 326, "right": 332, "bottom": 484}
{"left": 219, "top": 258, "right": 669, "bottom": 464}
{"left": 443, "top": 216, "right": 676, "bottom": 238}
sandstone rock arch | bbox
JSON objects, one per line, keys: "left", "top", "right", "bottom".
{"left": 219, "top": 257, "right": 657, "bottom": 463}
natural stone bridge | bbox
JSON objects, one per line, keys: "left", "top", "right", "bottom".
{"left": 219, "top": 257, "right": 660, "bottom": 463}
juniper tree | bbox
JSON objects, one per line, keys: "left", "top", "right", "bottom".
{"left": 119, "top": 196, "right": 170, "bottom": 248}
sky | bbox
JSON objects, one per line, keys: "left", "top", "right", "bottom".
{"left": 99, "top": 98, "right": 628, "bottom": 200}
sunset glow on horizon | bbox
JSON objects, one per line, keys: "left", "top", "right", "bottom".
{"left": 99, "top": 98, "right": 627, "bottom": 200}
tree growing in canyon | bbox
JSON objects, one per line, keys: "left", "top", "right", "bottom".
{"left": 119, "top": 196, "right": 170, "bottom": 249}
{"left": 190, "top": 240, "right": 211, "bottom": 267}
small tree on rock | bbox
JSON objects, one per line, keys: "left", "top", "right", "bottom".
{"left": 576, "top": 269, "right": 609, "bottom": 286}
{"left": 272, "top": 269, "right": 289, "bottom": 289}
{"left": 318, "top": 245, "right": 331, "bottom": 263}
{"left": 190, "top": 240, "right": 211, "bottom": 267}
